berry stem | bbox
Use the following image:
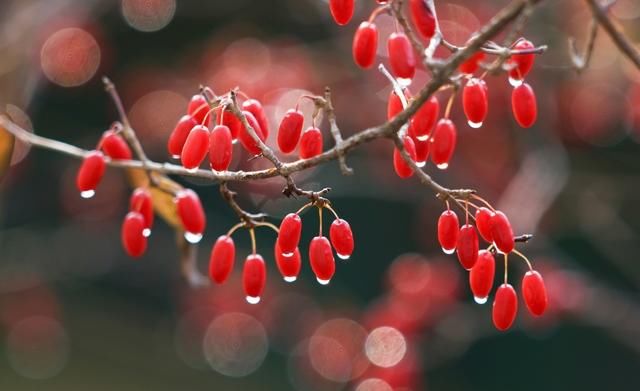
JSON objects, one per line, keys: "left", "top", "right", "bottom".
{"left": 368, "top": 4, "right": 390, "bottom": 23}
{"left": 249, "top": 227, "right": 257, "bottom": 255}
{"left": 254, "top": 221, "right": 280, "bottom": 234}
{"left": 503, "top": 253, "right": 509, "bottom": 284}
{"left": 318, "top": 205, "right": 324, "bottom": 236}
{"left": 324, "top": 204, "right": 340, "bottom": 220}
{"left": 226, "top": 222, "right": 245, "bottom": 237}
{"left": 471, "top": 194, "right": 496, "bottom": 211}
{"left": 511, "top": 248, "right": 534, "bottom": 271}
{"left": 444, "top": 89, "right": 456, "bottom": 119}
{"left": 296, "top": 202, "right": 314, "bottom": 215}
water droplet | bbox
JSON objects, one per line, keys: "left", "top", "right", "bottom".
{"left": 246, "top": 296, "right": 261, "bottom": 304}
{"left": 416, "top": 134, "right": 429, "bottom": 141}
{"left": 80, "top": 190, "right": 95, "bottom": 199}
{"left": 186, "top": 167, "right": 198, "bottom": 173}
{"left": 397, "top": 77, "right": 412, "bottom": 88}
{"left": 442, "top": 247, "right": 455, "bottom": 255}
{"left": 436, "top": 163, "right": 449, "bottom": 170}
{"left": 281, "top": 251, "right": 294, "bottom": 258}
{"left": 474, "top": 296, "right": 488, "bottom": 304}
{"left": 467, "top": 120, "right": 483, "bottom": 129}
{"left": 170, "top": 154, "right": 180, "bottom": 159}
{"left": 143, "top": 228, "right": 151, "bottom": 238}
{"left": 508, "top": 76, "right": 523, "bottom": 87}
{"left": 184, "top": 232, "right": 202, "bottom": 244}
{"left": 232, "top": 139, "right": 238, "bottom": 145}
{"left": 284, "top": 276, "right": 297, "bottom": 283}
{"left": 416, "top": 160, "right": 426, "bottom": 168}
{"left": 316, "top": 277, "right": 331, "bottom": 285}
{"left": 337, "top": 253, "right": 350, "bottom": 261}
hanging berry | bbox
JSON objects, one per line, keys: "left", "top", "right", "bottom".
{"left": 522, "top": 270, "right": 548, "bottom": 316}
{"left": 277, "top": 109, "right": 305, "bottom": 154}
{"left": 168, "top": 115, "right": 198, "bottom": 158}
{"left": 215, "top": 108, "right": 241, "bottom": 141}
{"left": 409, "top": 0, "right": 436, "bottom": 40}
{"left": 462, "top": 78, "right": 489, "bottom": 128}
{"left": 329, "top": 218, "right": 354, "bottom": 260}
{"left": 411, "top": 133, "right": 430, "bottom": 166}
{"left": 459, "top": 51, "right": 485, "bottom": 74}
{"left": 437, "top": 210, "right": 459, "bottom": 254}
{"left": 130, "top": 188, "right": 153, "bottom": 236}
{"left": 121, "top": 211, "right": 147, "bottom": 258}
{"left": 209, "top": 235, "right": 236, "bottom": 284}
{"left": 237, "top": 110, "right": 266, "bottom": 156}
{"left": 493, "top": 283, "right": 518, "bottom": 331}
{"left": 456, "top": 224, "right": 479, "bottom": 270}
{"left": 490, "top": 211, "right": 514, "bottom": 254}
{"left": 409, "top": 95, "right": 439, "bottom": 139}
{"left": 475, "top": 207, "right": 495, "bottom": 243}
{"left": 243, "top": 254, "right": 266, "bottom": 304}
{"left": 507, "top": 39, "right": 535, "bottom": 84}
{"left": 511, "top": 82, "right": 537, "bottom": 128}
{"left": 393, "top": 135, "right": 417, "bottom": 178}
{"left": 387, "top": 32, "right": 416, "bottom": 79}
{"left": 100, "top": 130, "right": 132, "bottom": 160}
{"left": 242, "top": 98, "right": 270, "bottom": 139}
{"left": 353, "top": 22, "right": 378, "bottom": 69}
{"left": 431, "top": 118, "right": 457, "bottom": 169}
{"left": 275, "top": 242, "right": 302, "bottom": 283}
{"left": 76, "top": 150, "right": 106, "bottom": 199}
{"left": 175, "top": 189, "right": 206, "bottom": 243}
{"left": 299, "top": 127, "right": 323, "bottom": 159}
{"left": 181, "top": 125, "right": 210, "bottom": 170}
{"left": 469, "top": 250, "right": 495, "bottom": 304}
{"left": 278, "top": 213, "right": 303, "bottom": 255}
{"left": 309, "top": 236, "right": 336, "bottom": 285}
{"left": 387, "top": 89, "right": 409, "bottom": 120}
{"left": 187, "top": 94, "right": 210, "bottom": 126}
{"left": 329, "top": 0, "right": 355, "bottom": 26}
{"left": 209, "top": 125, "right": 233, "bottom": 171}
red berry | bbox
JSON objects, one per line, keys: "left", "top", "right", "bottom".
{"left": 462, "top": 78, "right": 488, "bottom": 128}
{"left": 493, "top": 283, "right": 518, "bottom": 331}
{"left": 411, "top": 133, "right": 430, "bottom": 165}
{"left": 387, "top": 32, "right": 416, "bottom": 79}
{"left": 475, "top": 207, "right": 494, "bottom": 243}
{"left": 209, "top": 125, "right": 233, "bottom": 171}
{"left": 431, "top": 118, "right": 457, "bottom": 169}
{"left": 459, "top": 51, "right": 485, "bottom": 74}
{"left": 180, "top": 125, "right": 209, "bottom": 170}
{"left": 237, "top": 110, "right": 266, "bottom": 156}
{"left": 393, "top": 135, "right": 417, "bottom": 179}
{"left": 490, "top": 211, "right": 514, "bottom": 254}
{"left": 409, "top": 95, "right": 439, "bottom": 139}
{"left": 387, "top": 89, "right": 408, "bottom": 120}
{"left": 456, "top": 224, "right": 479, "bottom": 270}
{"left": 277, "top": 213, "right": 302, "bottom": 255}
{"left": 215, "top": 108, "right": 241, "bottom": 141}
{"left": 329, "top": 0, "right": 354, "bottom": 25}
{"left": 277, "top": 109, "right": 304, "bottom": 154}
{"left": 121, "top": 211, "right": 147, "bottom": 258}
{"left": 437, "top": 210, "right": 459, "bottom": 254}
{"left": 242, "top": 99, "right": 270, "bottom": 139}
{"left": 469, "top": 250, "right": 495, "bottom": 303}
{"left": 309, "top": 236, "right": 336, "bottom": 284}
{"left": 522, "top": 270, "right": 547, "bottom": 316}
{"left": 76, "top": 150, "right": 106, "bottom": 198}
{"left": 508, "top": 39, "right": 535, "bottom": 82}
{"left": 100, "top": 131, "right": 132, "bottom": 160}
{"left": 353, "top": 22, "right": 378, "bottom": 69}
{"left": 209, "top": 235, "right": 235, "bottom": 284}
{"left": 187, "top": 94, "right": 210, "bottom": 126}
{"left": 168, "top": 115, "right": 197, "bottom": 158}
{"left": 175, "top": 189, "right": 206, "bottom": 241}
{"left": 275, "top": 241, "right": 301, "bottom": 283}
{"left": 512, "top": 82, "right": 537, "bottom": 128}
{"left": 409, "top": 0, "right": 436, "bottom": 39}
{"left": 299, "top": 127, "right": 323, "bottom": 159}
{"left": 130, "top": 187, "right": 153, "bottom": 234}
{"left": 329, "top": 218, "right": 354, "bottom": 260}
{"left": 243, "top": 254, "right": 266, "bottom": 304}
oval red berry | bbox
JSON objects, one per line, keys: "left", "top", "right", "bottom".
{"left": 242, "top": 98, "right": 270, "bottom": 139}
{"left": 353, "top": 22, "right": 378, "bottom": 69}
{"left": 187, "top": 94, "right": 210, "bottom": 126}
{"left": 431, "top": 118, "right": 457, "bottom": 170}
{"left": 309, "top": 236, "right": 336, "bottom": 284}
{"left": 456, "top": 224, "right": 479, "bottom": 270}
{"left": 277, "top": 109, "right": 304, "bottom": 154}
{"left": 243, "top": 254, "right": 266, "bottom": 304}
{"left": 387, "top": 32, "right": 416, "bottom": 79}
{"left": 393, "top": 136, "right": 417, "bottom": 179}
{"left": 175, "top": 189, "right": 206, "bottom": 239}
{"left": 490, "top": 211, "right": 515, "bottom": 254}
{"left": 329, "top": 218, "right": 354, "bottom": 260}
{"left": 409, "top": 0, "right": 436, "bottom": 39}
{"left": 475, "top": 207, "right": 494, "bottom": 243}
{"left": 237, "top": 110, "right": 266, "bottom": 156}
{"left": 462, "top": 78, "right": 488, "bottom": 128}
{"left": 329, "top": 0, "right": 354, "bottom": 26}
{"left": 180, "top": 125, "right": 209, "bottom": 170}
{"left": 522, "top": 270, "right": 547, "bottom": 316}
{"left": 76, "top": 150, "right": 106, "bottom": 197}
{"left": 101, "top": 131, "right": 132, "bottom": 160}
{"left": 209, "top": 124, "right": 233, "bottom": 171}
{"left": 168, "top": 115, "right": 197, "bottom": 158}
{"left": 512, "top": 82, "right": 537, "bottom": 128}
{"left": 278, "top": 213, "right": 302, "bottom": 255}
{"left": 121, "top": 211, "right": 147, "bottom": 258}
{"left": 130, "top": 187, "right": 153, "bottom": 233}
{"left": 299, "top": 127, "right": 323, "bottom": 159}
{"left": 437, "top": 210, "right": 459, "bottom": 254}
{"left": 275, "top": 241, "right": 301, "bottom": 283}
{"left": 469, "top": 250, "right": 495, "bottom": 302}
{"left": 493, "top": 283, "right": 518, "bottom": 331}
{"left": 209, "top": 235, "right": 235, "bottom": 284}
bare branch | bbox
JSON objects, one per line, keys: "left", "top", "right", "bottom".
{"left": 569, "top": 18, "right": 599, "bottom": 72}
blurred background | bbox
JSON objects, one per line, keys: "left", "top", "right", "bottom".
{"left": 1, "top": 0, "right": 640, "bottom": 389}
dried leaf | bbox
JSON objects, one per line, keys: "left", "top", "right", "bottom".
{"left": 0, "top": 120, "right": 15, "bottom": 182}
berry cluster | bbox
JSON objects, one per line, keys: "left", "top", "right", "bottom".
{"left": 437, "top": 201, "right": 548, "bottom": 331}
{"left": 209, "top": 201, "right": 354, "bottom": 304}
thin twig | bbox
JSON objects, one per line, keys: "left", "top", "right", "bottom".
{"left": 569, "top": 18, "right": 599, "bottom": 72}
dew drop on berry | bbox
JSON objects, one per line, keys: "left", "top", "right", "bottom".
{"left": 143, "top": 228, "right": 151, "bottom": 238}
{"left": 80, "top": 190, "right": 95, "bottom": 199}
{"left": 184, "top": 232, "right": 203, "bottom": 244}
{"left": 467, "top": 120, "right": 483, "bottom": 129}
{"left": 284, "top": 276, "right": 297, "bottom": 283}
{"left": 508, "top": 76, "right": 524, "bottom": 88}
{"left": 474, "top": 296, "right": 488, "bottom": 305}
{"left": 317, "top": 278, "right": 331, "bottom": 285}
{"left": 436, "top": 162, "right": 449, "bottom": 170}
{"left": 246, "top": 296, "right": 261, "bottom": 305}
{"left": 442, "top": 247, "right": 455, "bottom": 255}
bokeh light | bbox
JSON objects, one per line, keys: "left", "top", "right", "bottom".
{"left": 40, "top": 27, "right": 100, "bottom": 87}
{"left": 122, "top": 0, "right": 176, "bottom": 32}
{"left": 355, "top": 378, "right": 393, "bottom": 391}
{"left": 365, "top": 326, "right": 407, "bottom": 368}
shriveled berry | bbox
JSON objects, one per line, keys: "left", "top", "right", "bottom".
{"left": 299, "top": 127, "right": 323, "bottom": 159}
{"left": 393, "top": 136, "right": 417, "bottom": 179}
{"left": 456, "top": 224, "right": 479, "bottom": 270}
{"left": 475, "top": 207, "right": 494, "bottom": 243}
{"left": 431, "top": 118, "right": 457, "bottom": 169}
{"left": 209, "top": 125, "right": 233, "bottom": 171}
{"left": 216, "top": 108, "right": 241, "bottom": 141}
{"left": 237, "top": 110, "right": 266, "bottom": 156}
{"left": 121, "top": 211, "right": 147, "bottom": 258}
{"left": 387, "top": 32, "right": 416, "bottom": 79}
{"left": 329, "top": 218, "right": 354, "bottom": 260}
{"left": 277, "top": 109, "right": 304, "bottom": 154}
{"left": 508, "top": 39, "right": 535, "bottom": 82}
{"left": 100, "top": 131, "right": 132, "bottom": 160}
{"left": 469, "top": 250, "right": 495, "bottom": 303}
{"left": 522, "top": 270, "right": 547, "bottom": 316}
{"left": 512, "top": 82, "right": 537, "bottom": 128}
{"left": 438, "top": 210, "right": 459, "bottom": 254}
{"left": 353, "top": 22, "right": 378, "bottom": 69}
{"left": 275, "top": 241, "right": 301, "bottom": 282}
{"left": 175, "top": 189, "right": 206, "bottom": 241}
{"left": 180, "top": 125, "right": 209, "bottom": 170}
{"left": 493, "top": 283, "right": 518, "bottom": 331}
{"left": 76, "top": 150, "right": 106, "bottom": 198}
{"left": 187, "top": 94, "right": 210, "bottom": 126}
{"left": 168, "top": 115, "right": 197, "bottom": 158}
{"left": 242, "top": 99, "right": 270, "bottom": 139}
{"left": 409, "top": 0, "right": 436, "bottom": 39}
{"left": 209, "top": 235, "right": 235, "bottom": 284}
{"left": 278, "top": 213, "right": 302, "bottom": 255}
{"left": 329, "top": 0, "right": 354, "bottom": 26}
{"left": 462, "top": 78, "right": 488, "bottom": 128}
{"left": 490, "top": 211, "right": 514, "bottom": 254}
{"left": 459, "top": 51, "right": 485, "bottom": 74}
{"left": 410, "top": 95, "right": 439, "bottom": 139}
{"left": 130, "top": 187, "right": 153, "bottom": 234}
{"left": 243, "top": 254, "right": 266, "bottom": 304}
{"left": 309, "top": 236, "right": 336, "bottom": 285}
